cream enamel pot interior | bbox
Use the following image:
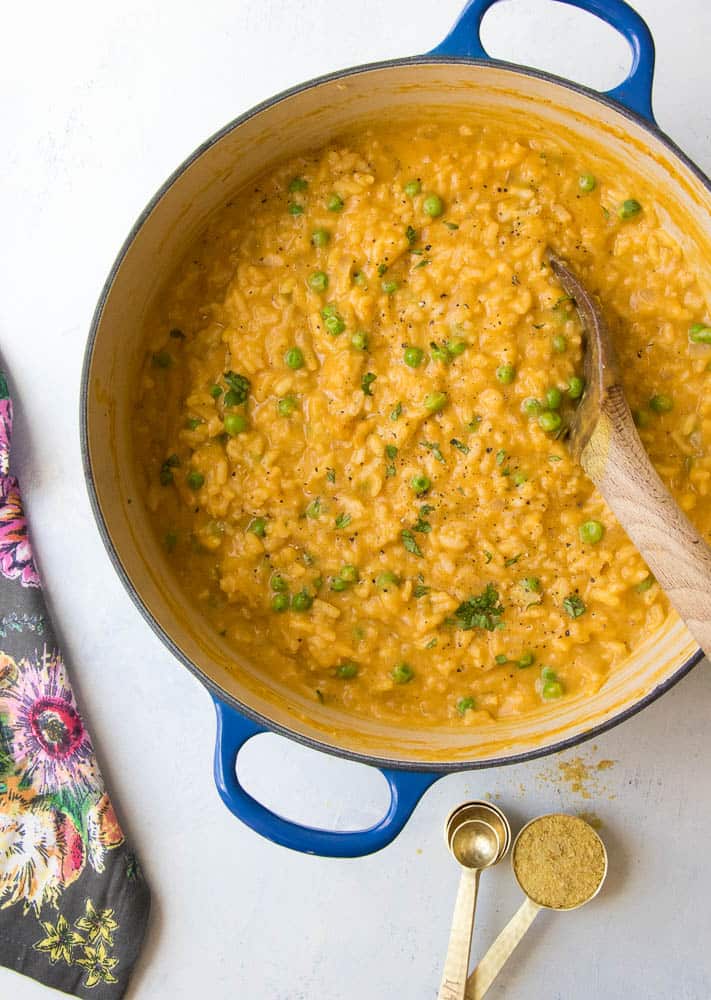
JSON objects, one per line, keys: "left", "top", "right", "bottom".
{"left": 81, "top": 0, "right": 710, "bottom": 857}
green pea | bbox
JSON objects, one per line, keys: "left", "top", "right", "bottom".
{"left": 635, "top": 574, "right": 655, "bottom": 593}
{"left": 381, "top": 279, "right": 399, "bottom": 295}
{"left": 649, "top": 394, "right": 673, "bottom": 414}
{"left": 424, "top": 391, "right": 447, "bottom": 413}
{"left": 538, "top": 410, "right": 562, "bottom": 433}
{"left": 522, "top": 397, "right": 541, "bottom": 416}
{"left": 545, "top": 387, "right": 562, "bottom": 409}
{"left": 336, "top": 662, "right": 359, "bottom": 679}
{"left": 579, "top": 519, "right": 604, "bottom": 544}
{"left": 340, "top": 564, "right": 359, "bottom": 583}
{"left": 541, "top": 666, "right": 557, "bottom": 681}
{"left": 247, "top": 517, "right": 267, "bottom": 537}
{"left": 288, "top": 203, "right": 304, "bottom": 215}
{"left": 271, "top": 574, "right": 288, "bottom": 592}
{"left": 224, "top": 412, "right": 248, "bottom": 436}
{"left": 542, "top": 679, "right": 565, "bottom": 700}
{"left": 308, "top": 271, "right": 329, "bottom": 293}
{"left": 330, "top": 577, "right": 349, "bottom": 592}
{"left": 634, "top": 408, "right": 652, "bottom": 428}
{"left": 186, "top": 471, "right": 204, "bottom": 490}
{"left": 578, "top": 173, "right": 596, "bottom": 193}
{"left": 568, "top": 376, "right": 585, "bottom": 400}
{"left": 404, "top": 179, "right": 421, "bottom": 197}
{"left": 271, "top": 593, "right": 290, "bottom": 612}
{"left": 689, "top": 322, "right": 711, "bottom": 345}
{"left": 210, "top": 384, "right": 223, "bottom": 398}
{"left": 411, "top": 474, "right": 431, "bottom": 495}
{"left": 351, "top": 331, "right": 368, "bottom": 351}
{"left": 404, "top": 346, "right": 424, "bottom": 368}
{"left": 289, "top": 177, "right": 308, "bottom": 193}
{"left": 457, "top": 696, "right": 476, "bottom": 715}
{"left": 311, "top": 228, "right": 330, "bottom": 248}
{"left": 223, "top": 389, "right": 241, "bottom": 408}
{"left": 291, "top": 589, "right": 314, "bottom": 612}
{"left": 518, "top": 651, "right": 535, "bottom": 668}
{"left": 552, "top": 334, "right": 567, "bottom": 353}
{"left": 448, "top": 339, "right": 467, "bottom": 357}
{"left": 277, "top": 394, "right": 298, "bottom": 417}
{"left": 423, "top": 194, "right": 444, "bottom": 217}
{"left": 521, "top": 576, "right": 541, "bottom": 592}
{"left": 327, "top": 193, "right": 344, "bottom": 212}
{"left": 322, "top": 305, "right": 346, "bottom": 336}
{"left": 391, "top": 662, "right": 414, "bottom": 684}
{"left": 496, "top": 364, "right": 515, "bottom": 385}
{"left": 285, "top": 347, "right": 305, "bottom": 369}
{"left": 619, "top": 199, "right": 642, "bottom": 220}
{"left": 376, "top": 571, "right": 400, "bottom": 590}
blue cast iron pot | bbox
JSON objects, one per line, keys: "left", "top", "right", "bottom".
{"left": 81, "top": 0, "right": 710, "bottom": 858}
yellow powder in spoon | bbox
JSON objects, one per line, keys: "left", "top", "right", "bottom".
{"left": 513, "top": 814, "right": 606, "bottom": 910}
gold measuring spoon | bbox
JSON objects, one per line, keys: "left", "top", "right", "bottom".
{"left": 437, "top": 802, "right": 511, "bottom": 1000}
{"left": 548, "top": 251, "right": 711, "bottom": 652}
{"left": 466, "top": 813, "right": 607, "bottom": 999}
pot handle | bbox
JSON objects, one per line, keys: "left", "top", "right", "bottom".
{"left": 429, "top": 0, "right": 656, "bottom": 123}
{"left": 212, "top": 696, "right": 441, "bottom": 857}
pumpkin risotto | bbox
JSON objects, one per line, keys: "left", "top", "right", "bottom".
{"left": 133, "top": 117, "right": 711, "bottom": 726}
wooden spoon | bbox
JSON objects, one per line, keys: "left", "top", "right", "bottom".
{"left": 547, "top": 252, "right": 711, "bottom": 652}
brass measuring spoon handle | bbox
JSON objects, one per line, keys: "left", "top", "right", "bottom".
{"left": 437, "top": 867, "right": 482, "bottom": 1000}
{"left": 465, "top": 896, "right": 542, "bottom": 999}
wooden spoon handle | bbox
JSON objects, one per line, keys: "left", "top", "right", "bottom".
{"left": 437, "top": 868, "right": 481, "bottom": 1000}
{"left": 465, "top": 897, "right": 541, "bottom": 999}
{"left": 586, "top": 391, "right": 711, "bottom": 653}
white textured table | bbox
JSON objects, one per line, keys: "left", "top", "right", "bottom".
{"left": 2, "top": 1, "right": 711, "bottom": 997}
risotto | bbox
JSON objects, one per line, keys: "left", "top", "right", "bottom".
{"left": 133, "top": 116, "right": 711, "bottom": 727}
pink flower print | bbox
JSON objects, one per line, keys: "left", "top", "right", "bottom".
{"left": 0, "top": 477, "right": 39, "bottom": 587}
{"left": 1, "top": 648, "right": 103, "bottom": 797}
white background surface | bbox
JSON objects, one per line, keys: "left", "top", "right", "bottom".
{"left": 2, "top": 1, "right": 711, "bottom": 997}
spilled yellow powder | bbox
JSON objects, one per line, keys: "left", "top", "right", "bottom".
{"left": 537, "top": 753, "right": 617, "bottom": 799}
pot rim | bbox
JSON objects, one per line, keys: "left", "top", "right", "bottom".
{"left": 80, "top": 53, "right": 708, "bottom": 773}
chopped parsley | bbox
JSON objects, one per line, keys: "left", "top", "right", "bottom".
{"left": 304, "top": 498, "right": 322, "bottom": 519}
{"left": 412, "top": 513, "right": 432, "bottom": 533}
{"left": 390, "top": 401, "right": 402, "bottom": 421}
{"left": 413, "top": 583, "right": 431, "bottom": 598}
{"left": 361, "top": 372, "right": 377, "bottom": 396}
{"left": 468, "top": 415, "right": 483, "bottom": 432}
{"left": 421, "top": 441, "right": 445, "bottom": 464}
{"left": 450, "top": 438, "right": 470, "bottom": 455}
{"left": 496, "top": 449, "right": 507, "bottom": 466}
{"left": 450, "top": 584, "right": 504, "bottom": 632}
{"left": 504, "top": 553, "right": 522, "bottom": 567}
{"left": 223, "top": 371, "right": 251, "bottom": 404}
{"left": 401, "top": 529, "right": 423, "bottom": 557}
{"left": 335, "top": 512, "right": 352, "bottom": 530}
{"left": 483, "top": 550, "right": 493, "bottom": 564}
{"left": 406, "top": 225, "right": 417, "bottom": 245}
{"left": 326, "top": 467, "right": 336, "bottom": 484}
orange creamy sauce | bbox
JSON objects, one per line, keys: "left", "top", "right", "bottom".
{"left": 133, "top": 117, "right": 710, "bottom": 727}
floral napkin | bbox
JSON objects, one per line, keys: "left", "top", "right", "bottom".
{"left": 0, "top": 372, "right": 150, "bottom": 997}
